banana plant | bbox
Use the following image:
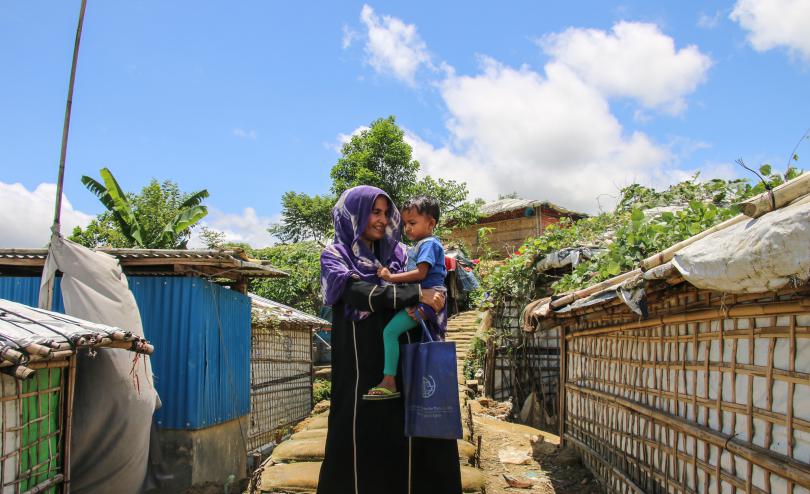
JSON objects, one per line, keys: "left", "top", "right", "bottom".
{"left": 81, "top": 167, "right": 209, "bottom": 248}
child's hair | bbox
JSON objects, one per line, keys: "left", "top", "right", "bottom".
{"left": 401, "top": 196, "right": 441, "bottom": 223}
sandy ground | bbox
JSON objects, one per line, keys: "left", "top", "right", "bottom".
{"left": 471, "top": 408, "right": 603, "bottom": 494}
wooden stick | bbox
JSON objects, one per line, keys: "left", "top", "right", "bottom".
{"left": 64, "top": 357, "right": 77, "bottom": 494}
{"left": 566, "top": 298, "right": 810, "bottom": 339}
{"left": 25, "top": 343, "right": 53, "bottom": 358}
{"left": 52, "top": 0, "right": 88, "bottom": 233}
{"left": 551, "top": 269, "right": 641, "bottom": 309}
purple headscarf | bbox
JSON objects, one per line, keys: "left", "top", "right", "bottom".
{"left": 321, "top": 186, "right": 407, "bottom": 314}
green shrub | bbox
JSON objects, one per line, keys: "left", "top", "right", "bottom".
{"left": 313, "top": 378, "right": 332, "bottom": 404}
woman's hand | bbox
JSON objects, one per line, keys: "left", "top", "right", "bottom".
{"left": 419, "top": 288, "right": 446, "bottom": 313}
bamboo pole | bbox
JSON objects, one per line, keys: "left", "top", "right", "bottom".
{"left": 64, "top": 357, "right": 77, "bottom": 494}
{"left": 740, "top": 173, "right": 810, "bottom": 218}
{"left": 565, "top": 298, "right": 810, "bottom": 340}
{"left": 550, "top": 269, "right": 642, "bottom": 309}
{"left": 52, "top": 0, "right": 88, "bottom": 234}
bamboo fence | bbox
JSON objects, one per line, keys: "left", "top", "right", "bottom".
{"left": 248, "top": 296, "right": 325, "bottom": 453}
{"left": 483, "top": 298, "right": 560, "bottom": 429}
{"left": 556, "top": 283, "right": 810, "bottom": 493}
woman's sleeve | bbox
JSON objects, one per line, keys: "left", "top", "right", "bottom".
{"left": 342, "top": 280, "right": 421, "bottom": 312}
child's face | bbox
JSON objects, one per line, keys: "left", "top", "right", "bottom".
{"left": 401, "top": 208, "right": 436, "bottom": 241}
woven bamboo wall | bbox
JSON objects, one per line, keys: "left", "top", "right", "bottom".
{"left": 1, "top": 366, "right": 67, "bottom": 494}
{"left": 561, "top": 284, "right": 810, "bottom": 493}
{"left": 487, "top": 299, "right": 524, "bottom": 401}
{"left": 248, "top": 323, "right": 313, "bottom": 452}
{"left": 486, "top": 299, "right": 560, "bottom": 430}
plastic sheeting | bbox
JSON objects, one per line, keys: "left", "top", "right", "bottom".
{"left": 673, "top": 201, "right": 810, "bottom": 293}
{"left": 39, "top": 235, "right": 158, "bottom": 494}
{"left": 535, "top": 247, "right": 605, "bottom": 273}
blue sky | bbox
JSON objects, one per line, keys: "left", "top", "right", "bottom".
{"left": 1, "top": 1, "right": 809, "bottom": 247}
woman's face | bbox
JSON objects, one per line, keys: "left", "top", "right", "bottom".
{"left": 361, "top": 196, "right": 389, "bottom": 242}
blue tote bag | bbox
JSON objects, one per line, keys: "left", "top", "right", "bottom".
{"left": 400, "top": 320, "right": 463, "bottom": 439}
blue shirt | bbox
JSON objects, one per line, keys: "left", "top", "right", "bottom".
{"left": 405, "top": 236, "right": 447, "bottom": 289}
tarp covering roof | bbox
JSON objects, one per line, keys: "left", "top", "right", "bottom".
{"left": 0, "top": 298, "right": 153, "bottom": 375}
{"left": 526, "top": 184, "right": 810, "bottom": 326}
{"left": 478, "top": 198, "right": 585, "bottom": 218}
{"left": 672, "top": 201, "right": 810, "bottom": 293}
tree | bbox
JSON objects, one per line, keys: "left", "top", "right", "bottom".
{"left": 330, "top": 116, "right": 419, "bottom": 206}
{"left": 267, "top": 192, "right": 335, "bottom": 245}
{"left": 199, "top": 227, "right": 226, "bottom": 249}
{"left": 270, "top": 116, "right": 481, "bottom": 242}
{"left": 70, "top": 168, "right": 209, "bottom": 248}
{"left": 250, "top": 242, "right": 323, "bottom": 314}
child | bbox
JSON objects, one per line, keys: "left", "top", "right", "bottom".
{"left": 364, "top": 196, "right": 447, "bottom": 400}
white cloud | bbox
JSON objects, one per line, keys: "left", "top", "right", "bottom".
{"left": 342, "top": 25, "right": 359, "bottom": 50}
{"left": 359, "top": 4, "right": 432, "bottom": 85}
{"left": 405, "top": 58, "right": 693, "bottom": 213}
{"left": 539, "top": 21, "right": 712, "bottom": 114}
{"left": 341, "top": 17, "right": 716, "bottom": 213}
{"left": 0, "top": 182, "right": 94, "bottom": 248}
{"left": 233, "top": 128, "right": 257, "bottom": 139}
{"left": 189, "top": 207, "right": 279, "bottom": 248}
{"left": 698, "top": 11, "right": 723, "bottom": 29}
{"left": 730, "top": 0, "right": 810, "bottom": 61}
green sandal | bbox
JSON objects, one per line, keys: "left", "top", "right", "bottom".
{"left": 362, "top": 387, "right": 401, "bottom": 400}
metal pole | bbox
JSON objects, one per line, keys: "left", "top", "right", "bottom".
{"left": 53, "top": 0, "right": 88, "bottom": 234}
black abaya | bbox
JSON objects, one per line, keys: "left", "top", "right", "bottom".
{"left": 317, "top": 280, "right": 462, "bottom": 494}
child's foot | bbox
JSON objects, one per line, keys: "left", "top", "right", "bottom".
{"left": 362, "top": 375, "right": 400, "bottom": 400}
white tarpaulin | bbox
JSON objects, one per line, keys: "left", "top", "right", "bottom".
{"left": 673, "top": 201, "right": 810, "bottom": 293}
{"left": 38, "top": 235, "right": 158, "bottom": 494}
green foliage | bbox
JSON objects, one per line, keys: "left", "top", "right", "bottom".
{"left": 463, "top": 336, "right": 487, "bottom": 381}
{"left": 198, "top": 226, "right": 227, "bottom": 249}
{"left": 271, "top": 115, "right": 480, "bottom": 243}
{"left": 251, "top": 242, "right": 322, "bottom": 315}
{"left": 313, "top": 378, "right": 332, "bottom": 404}
{"left": 267, "top": 192, "right": 335, "bottom": 245}
{"left": 331, "top": 116, "right": 419, "bottom": 206}
{"left": 70, "top": 169, "right": 209, "bottom": 248}
{"left": 478, "top": 167, "right": 803, "bottom": 310}
{"left": 407, "top": 176, "right": 482, "bottom": 238}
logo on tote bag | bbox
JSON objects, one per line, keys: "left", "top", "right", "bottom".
{"left": 422, "top": 375, "right": 437, "bottom": 398}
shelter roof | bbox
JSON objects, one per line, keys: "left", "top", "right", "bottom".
{"left": 478, "top": 198, "right": 585, "bottom": 218}
{"left": 0, "top": 247, "right": 288, "bottom": 279}
{"left": 524, "top": 173, "right": 810, "bottom": 330}
{"left": 250, "top": 293, "right": 330, "bottom": 327}
{"left": 0, "top": 298, "right": 153, "bottom": 380}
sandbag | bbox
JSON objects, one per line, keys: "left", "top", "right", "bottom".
{"left": 256, "top": 461, "right": 322, "bottom": 492}
{"left": 271, "top": 438, "right": 325, "bottom": 462}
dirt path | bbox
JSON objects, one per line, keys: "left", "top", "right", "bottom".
{"left": 469, "top": 408, "right": 601, "bottom": 494}
{"left": 246, "top": 311, "right": 602, "bottom": 494}
{"left": 448, "top": 312, "right": 602, "bottom": 494}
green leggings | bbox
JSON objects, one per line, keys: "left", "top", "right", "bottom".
{"left": 382, "top": 309, "right": 419, "bottom": 376}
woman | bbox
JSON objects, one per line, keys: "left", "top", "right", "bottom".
{"left": 318, "top": 186, "right": 462, "bottom": 494}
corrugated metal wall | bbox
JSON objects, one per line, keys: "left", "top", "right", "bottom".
{"left": 0, "top": 276, "right": 250, "bottom": 430}
{"left": 0, "top": 277, "right": 65, "bottom": 311}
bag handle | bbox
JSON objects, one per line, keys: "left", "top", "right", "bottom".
{"left": 416, "top": 312, "right": 434, "bottom": 343}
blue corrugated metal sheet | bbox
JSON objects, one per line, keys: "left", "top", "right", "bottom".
{"left": 0, "top": 276, "right": 250, "bottom": 430}
{"left": 0, "top": 277, "right": 64, "bottom": 311}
